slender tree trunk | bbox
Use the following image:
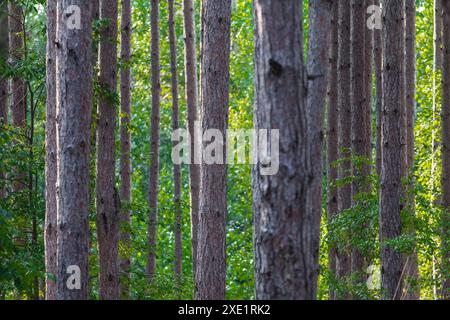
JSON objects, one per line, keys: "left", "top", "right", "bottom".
{"left": 306, "top": 0, "right": 333, "bottom": 296}
{"left": 196, "top": 0, "right": 231, "bottom": 300}
{"left": 350, "top": 0, "right": 369, "bottom": 286}
{"left": 44, "top": 0, "right": 57, "bottom": 301}
{"left": 8, "top": 2, "right": 26, "bottom": 130}
{"left": 327, "top": 0, "right": 339, "bottom": 301}
{"left": 183, "top": 0, "right": 200, "bottom": 282}
{"left": 96, "top": 0, "right": 120, "bottom": 300}
{"left": 147, "top": 0, "right": 161, "bottom": 283}
{"left": 119, "top": 0, "right": 132, "bottom": 300}
{"left": 380, "top": 0, "right": 404, "bottom": 300}
{"left": 0, "top": 1, "right": 7, "bottom": 125}
{"left": 55, "top": 0, "right": 93, "bottom": 300}
{"left": 441, "top": 0, "right": 450, "bottom": 300}
{"left": 306, "top": 0, "right": 332, "bottom": 298}
{"left": 404, "top": 0, "right": 419, "bottom": 300}
{"left": 375, "top": 0, "right": 382, "bottom": 177}
{"left": 168, "top": 0, "right": 183, "bottom": 282}
{"left": 337, "top": 0, "right": 352, "bottom": 291}
{"left": 0, "top": 1, "right": 9, "bottom": 200}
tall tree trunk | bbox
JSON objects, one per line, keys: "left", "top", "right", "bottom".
{"left": 350, "top": 0, "right": 369, "bottom": 286}
{"left": 380, "top": 0, "right": 404, "bottom": 300}
{"left": 96, "top": 0, "right": 120, "bottom": 300}
{"left": 375, "top": 0, "right": 383, "bottom": 177}
{"left": 146, "top": 0, "right": 161, "bottom": 283}
{"left": 327, "top": 0, "right": 339, "bottom": 301}
{"left": 196, "top": 0, "right": 231, "bottom": 300}
{"left": 306, "top": 0, "right": 332, "bottom": 298}
{"left": 168, "top": 0, "right": 182, "bottom": 282}
{"left": 0, "top": 1, "right": 7, "bottom": 125}
{"left": 183, "top": 0, "right": 200, "bottom": 283}
{"left": 441, "top": 0, "right": 450, "bottom": 300}
{"left": 44, "top": 0, "right": 57, "bottom": 301}
{"left": 253, "top": 0, "right": 330, "bottom": 300}
{"left": 119, "top": 0, "right": 132, "bottom": 300}
{"left": 8, "top": 2, "right": 26, "bottom": 130}
{"left": 0, "top": 0, "right": 8, "bottom": 200}
{"left": 337, "top": 0, "right": 352, "bottom": 291}
{"left": 55, "top": 0, "right": 93, "bottom": 300}
{"left": 404, "top": 0, "right": 419, "bottom": 300}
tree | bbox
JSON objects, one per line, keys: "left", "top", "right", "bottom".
{"left": 183, "top": 0, "right": 200, "bottom": 282}
{"left": 306, "top": 0, "right": 333, "bottom": 297}
{"left": 196, "top": 0, "right": 232, "bottom": 300}
{"left": 0, "top": 0, "right": 8, "bottom": 201}
{"left": 8, "top": 2, "right": 26, "bottom": 130}
{"left": 96, "top": 0, "right": 120, "bottom": 300}
{"left": 55, "top": 0, "right": 94, "bottom": 300}
{"left": 441, "top": 0, "right": 450, "bottom": 300}
{"left": 147, "top": 0, "right": 161, "bottom": 283}
{"left": 44, "top": 0, "right": 57, "bottom": 301}
{"left": 168, "top": 0, "right": 182, "bottom": 282}
{"left": 404, "top": 0, "right": 419, "bottom": 300}
{"left": 119, "top": 0, "right": 132, "bottom": 300}
{"left": 375, "top": 0, "right": 382, "bottom": 176}
{"left": 380, "top": 0, "right": 404, "bottom": 300}
{"left": 0, "top": 0, "right": 7, "bottom": 125}
{"left": 327, "top": 0, "right": 339, "bottom": 301}
{"left": 350, "top": 0, "right": 369, "bottom": 284}
{"left": 337, "top": 0, "right": 352, "bottom": 289}
{"left": 253, "top": 0, "right": 331, "bottom": 300}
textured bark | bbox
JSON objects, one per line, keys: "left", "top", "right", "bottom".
{"left": 8, "top": 2, "right": 26, "bottom": 130}
{"left": 404, "top": 0, "right": 419, "bottom": 300}
{"left": 350, "top": 0, "right": 368, "bottom": 284}
{"left": 119, "top": 0, "right": 132, "bottom": 300}
{"left": 55, "top": 0, "right": 93, "bottom": 300}
{"left": 96, "top": 0, "right": 120, "bottom": 300}
{"left": 168, "top": 0, "right": 182, "bottom": 281}
{"left": 146, "top": 0, "right": 161, "bottom": 283}
{"left": 196, "top": 0, "right": 231, "bottom": 300}
{"left": 44, "top": 0, "right": 57, "bottom": 301}
{"left": 327, "top": 0, "right": 339, "bottom": 301}
{"left": 183, "top": 0, "right": 200, "bottom": 282}
{"left": 337, "top": 0, "right": 352, "bottom": 287}
{"left": 0, "top": 1, "right": 7, "bottom": 125}
{"left": 253, "top": 0, "right": 328, "bottom": 300}
{"left": 436, "top": 0, "right": 443, "bottom": 69}
{"left": 442, "top": 0, "right": 450, "bottom": 300}
{"left": 306, "top": 0, "right": 332, "bottom": 298}
{"left": 374, "top": 0, "right": 382, "bottom": 177}
{"left": 0, "top": 1, "right": 8, "bottom": 200}
{"left": 380, "top": 0, "right": 404, "bottom": 300}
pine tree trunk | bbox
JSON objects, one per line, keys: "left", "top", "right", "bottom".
{"left": 306, "top": 0, "right": 332, "bottom": 298}
{"left": 147, "top": 0, "right": 161, "bottom": 283}
{"left": 55, "top": 0, "right": 94, "bottom": 300}
{"left": 253, "top": 0, "right": 329, "bottom": 300}
{"left": 441, "top": 0, "right": 450, "bottom": 300}
{"left": 196, "top": 0, "right": 231, "bottom": 300}
{"left": 404, "top": 0, "right": 420, "bottom": 300}
{"left": 168, "top": 0, "right": 183, "bottom": 282}
{"left": 375, "top": 0, "right": 383, "bottom": 177}
{"left": 96, "top": 0, "right": 120, "bottom": 300}
{"left": 44, "top": 0, "right": 57, "bottom": 301}
{"left": 380, "top": 0, "right": 404, "bottom": 300}
{"left": 337, "top": 0, "right": 352, "bottom": 290}
{"left": 119, "top": 0, "right": 132, "bottom": 300}
{"left": 8, "top": 3, "right": 26, "bottom": 130}
{"left": 350, "top": 0, "right": 369, "bottom": 286}
{"left": 183, "top": 0, "right": 200, "bottom": 283}
{"left": 0, "top": 0, "right": 8, "bottom": 200}
{"left": 327, "top": 0, "right": 339, "bottom": 301}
